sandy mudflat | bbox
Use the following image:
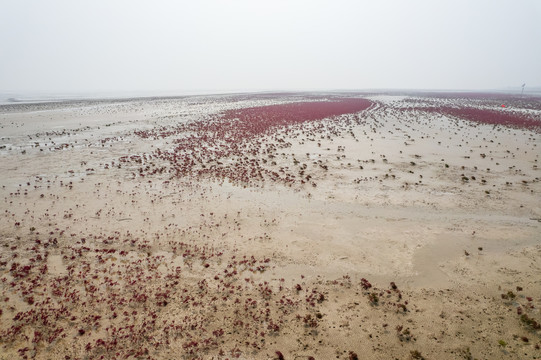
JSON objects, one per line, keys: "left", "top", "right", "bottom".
{"left": 0, "top": 92, "right": 540, "bottom": 359}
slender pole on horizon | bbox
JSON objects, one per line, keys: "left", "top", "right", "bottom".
{"left": 521, "top": 83, "right": 526, "bottom": 97}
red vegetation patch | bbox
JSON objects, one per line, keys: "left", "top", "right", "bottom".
{"left": 222, "top": 98, "right": 373, "bottom": 136}
{"left": 128, "top": 98, "right": 372, "bottom": 185}
{"left": 419, "top": 106, "right": 540, "bottom": 132}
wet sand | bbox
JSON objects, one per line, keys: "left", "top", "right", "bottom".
{"left": 1, "top": 92, "right": 540, "bottom": 359}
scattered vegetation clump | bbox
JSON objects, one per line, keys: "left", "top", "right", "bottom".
{"left": 360, "top": 278, "right": 372, "bottom": 290}
{"left": 410, "top": 350, "right": 425, "bottom": 359}
{"left": 520, "top": 314, "right": 541, "bottom": 330}
{"left": 459, "top": 346, "right": 474, "bottom": 360}
{"left": 396, "top": 325, "right": 414, "bottom": 342}
{"left": 500, "top": 290, "right": 516, "bottom": 300}
{"left": 368, "top": 292, "right": 379, "bottom": 305}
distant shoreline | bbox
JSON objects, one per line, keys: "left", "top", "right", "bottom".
{"left": 1, "top": 88, "right": 540, "bottom": 107}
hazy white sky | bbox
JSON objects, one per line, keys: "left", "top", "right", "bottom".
{"left": 1, "top": 0, "right": 540, "bottom": 94}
